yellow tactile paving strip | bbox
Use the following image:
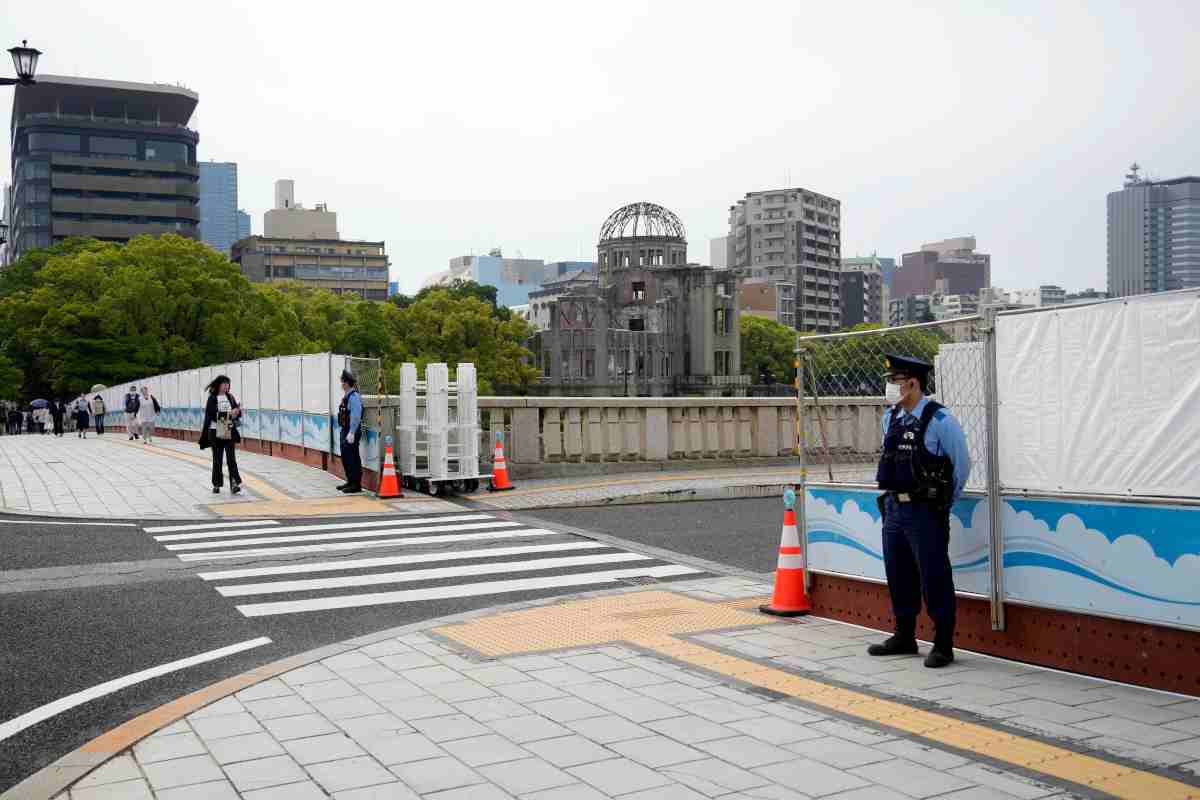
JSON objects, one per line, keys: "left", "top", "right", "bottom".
{"left": 209, "top": 495, "right": 394, "bottom": 517}
{"left": 435, "top": 590, "right": 1200, "bottom": 800}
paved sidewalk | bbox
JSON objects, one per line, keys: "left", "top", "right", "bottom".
{"left": 47, "top": 576, "right": 1200, "bottom": 800}
{"left": 465, "top": 467, "right": 802, "bottom": 511}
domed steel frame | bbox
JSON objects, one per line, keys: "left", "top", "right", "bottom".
{"left": 598, "top": 202, "right": 687, "bottom": 243}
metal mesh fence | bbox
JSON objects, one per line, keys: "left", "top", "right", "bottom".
{"left": 798, "top": 317, "right": 989, "bottom": 491}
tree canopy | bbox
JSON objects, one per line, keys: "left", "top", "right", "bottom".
{"left": 0, "top": 236, "right": 538, "bottom": 400}
{"left": 739, "top": 315, "right": 797, "bottom": 384}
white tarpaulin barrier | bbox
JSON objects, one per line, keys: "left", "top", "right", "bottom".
{"left": 996, "top": 290, "right": 1200, "bottom": 498}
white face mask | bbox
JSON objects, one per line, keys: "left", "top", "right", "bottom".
{"left": 885, "top": 381, "right": 903, "bottom": 405}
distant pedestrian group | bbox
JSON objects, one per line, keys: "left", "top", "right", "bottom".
{"left": 122, "top": 384, "right": 160, "bottom": 443}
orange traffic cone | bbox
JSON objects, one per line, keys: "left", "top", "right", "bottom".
{"left": 760, "top": 488, "right": 811, "bottom": 617}
{"left": 488, "top": 435, "right": 515, "bottom": 492}
{"left": 377, "top": 442, "right": 402, "bottom": 498}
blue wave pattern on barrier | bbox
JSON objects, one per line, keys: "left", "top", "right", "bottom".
{"left": 806, "top": 487, "right": 1200, "bottom": 621}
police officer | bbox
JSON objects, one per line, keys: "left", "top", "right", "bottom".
{"left": 337, "top": 369, "right": 364, "bottom": 494}
{"left": 867, "top": 354, "right": 970, "bottom": 668}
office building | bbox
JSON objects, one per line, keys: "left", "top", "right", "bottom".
{"left": 532, "top": 202, "right": 743, "bottom": 396}
{"left": 894, "top": 237, "right": 991, "bottom": 299}
{"left": 709, "top": 236, "right": 728, "bottom": 268}
{"left": 7, "top": 75, "right": 200, "bottom": 261}
{"left": 931, "top": 293, "right": 978, "bottom": 320}
{"left": 198, "top": 161, "right": 240, "bottom": 255}
{"left": 231, "top": 236, "right": 389, "bottom": 300}
{"left": 738, "top": 264, "right": 796, "bottom": 328}
{"left": 1065, "top": 288, "right": 1108, "bottom": 304}
{"left": 727, "top": 187, "right": 842, "bottom": 332}
{"left": 889, "top": 294, "right": 933, "bottom": 326}
{"left": 1011, "top": 285, "right": 1066, "bottom": 307}
{"left": 840, "top": 256, "right": 886, "bottom": 326}
{"left": 1107, "top": 169, "right": 1200, "bottom": 296}
{"left": 236, "top": 210, "right": 251, "bottom": 241}
{"left": 426, "top": 249, "right": 546, "bottom": 307}
{"left": 264, "top": 179, "right": 338, "bottom": 239}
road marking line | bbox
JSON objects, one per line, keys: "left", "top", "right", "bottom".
{"left": 0, "top": 520, "right": 137, "bottom": 527}
{"left": 144, "top": 520, "right": 282, "bottom": 534}
{"left": 197, "top": 541, "right": 610, "bottom": 581}
{"left": 216, "top": 553, "right": 656, "bottom": 597}
{"left": 177, "top": 528, "right": 562, "bottom": 561}
{"left": 0, "top": 637, "right": 271, "bottom": 744}
{"left": 153, "top": 514, "right": 493, "bottom": 542}
{"left": 236, "top": 565, "right": 702, "bottom": 616}
{"left": 163, "top": 521, "right": 522, "bottom": 551}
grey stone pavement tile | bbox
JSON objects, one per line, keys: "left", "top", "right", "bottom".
{"left": 477, "top": 756, "right": 577, "bottom": 794}
{"left": 140, "top": 754, "right": 225, "bottom": 791}
{"left": 222, "top": 754, "right": 309, "bottom": 793}
{"left": 73, "top": 755, "right": 142, "bottom": 788}
{"left": 330, "top": 783, "right": 420, "bottom": 800}
{"left": 521, "top": 783, "right": 610, "bottom": 800}
{"left": 189, "top": 711, "right": 265, "bottom": 741}
{"left": 440, "top": 733, "right": 530, "bottom": 766}
{"left": 156, "top": 780, "right": 241, "bottom": 800}
{"left": 454, "top": 695, "right": 530, "bottom": 722}
{"left": 728, "top": 715, "right": 824, "bottom": 744}
{"left": 359, "top": 731, "right": 445, "bottom": 765}
{"left": 69, "top": 780, "right": 155, "bottom": 800}
{"left": 205, "top": 731, "right": 287, "bottom": 765}
{"left": 610, "top": 734, "right": 706, "bottom": 767}
{"left": 785, "top": 736, "right": 895, "bottom": 768}
{"left": 568, "top": 757, "right": 674, "bottom": 795}
{"left": 993, "top": 699, "right": 1105, "bottom": 725}
{"left": 241, "top": 781, "right": 327, "bottom": 800}
{"left": 283, "top": 732, "right": 366, "bottom": 764}
{"left": 308, "top": 755, "right": 398, "bottom": 793}
{"left": 852, "top": 758, "right": 976, "bottom": 798}
{"left": 410, "top": 713, "right": 492, "bottom": 742}
{"left": 130, "top": 731, "right": 207, "bottom": 764}
{"left": 947, "top": 764, "right": 1061, "bottom": 799}
{"left": 662, "top": 757, "right": 773, "bottom": 795}
{"left": 389, "top": 755, "right": 483, "bottom": 794}
{"left": 644, "top": 713, "right": 740, "bottom": 744}
{"left": 260, "top": 712, "right": 339, "bottom": 740}
{"left": 754, "top": 758, "right": 870, "bottom": 796}
{"left": 524, "top": 734, "right": 617, "bottom": 767}
{"left": 487, "top": 714, "right": 572, "bottom": 744}
{"left": 1075, "top": 714, "right": 1195, "bottom": 745}
{"left": 566, "top": 713, "right": 660, "bottom": 743}
{"left": 695, "top": 735, "right": 798, "bottom": 769}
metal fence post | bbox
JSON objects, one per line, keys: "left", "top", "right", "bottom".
{"left": 796, "top": 346, "right": 811, "bottom": 593}
{"left": 982, "top": 307, "right": 1006, "bottom": 631}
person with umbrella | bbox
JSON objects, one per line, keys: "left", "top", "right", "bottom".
{"left": 30, "top": 399, "right": 48, "bottom": 434}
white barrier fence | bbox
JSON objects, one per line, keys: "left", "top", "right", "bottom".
{"left": 98, "top": 353, "right": 378, "bottom": 463}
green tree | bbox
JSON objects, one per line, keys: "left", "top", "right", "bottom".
{"left": 740, "top": 315, "right": 797, "bottom": 384}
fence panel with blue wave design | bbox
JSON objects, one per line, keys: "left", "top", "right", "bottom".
{"left": 806, "top": 486, "right": 1200, "bottom": 631}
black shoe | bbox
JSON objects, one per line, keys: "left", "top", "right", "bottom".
{"left": 213, "top": 486, "right": 220, "bottom": 494}
{"left": 867, "top": 635, "right": 919, "bottom": 656}
{"left": 335, "top": 483, "right": 349, "bottom": 491}
{"left": 924, "top": 648, "right": 955, "bottom": 668}
{"left": 231, "top": 482, "right": 242, "bottom": 495}
{"left": 341, "top": 485, "right": 362, "bottom": 494}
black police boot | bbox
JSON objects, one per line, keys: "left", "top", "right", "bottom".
{"left": 924, "top": 627, "right": 955, "bottom": 668}
{"left": 334, "top": 483, "right": 349, "bottom": 491}
{"left": 867, "top": 618, "right": 918, "bottom": 656}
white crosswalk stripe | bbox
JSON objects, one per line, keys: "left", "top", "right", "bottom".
{"left": 143, "top": 512, "right": 704, "bottom": 617}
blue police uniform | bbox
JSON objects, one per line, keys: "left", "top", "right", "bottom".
{"left": 337, "top": 371, "right": 365, "bottom": 493}
{"left": 869, "top": 354, "right": 971, "bottom": 667}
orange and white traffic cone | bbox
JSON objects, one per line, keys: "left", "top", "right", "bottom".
{"left": 377, "top": 440, "right": 403, "bottom": 498}
{"left": 760, "top": 488, "right": 811, "bottom": 617}
{"left": 488, "top": 434, "right": 515, "bottom": 492}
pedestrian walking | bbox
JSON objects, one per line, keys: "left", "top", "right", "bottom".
{"left": 137, "top": 385, "right": 160, "bottom": 444}
{"left": 199, "top": 374, "right": 243, "bottom": 495}
{"left": 75, "top": 398, "right": 90, "bottom": 438}
{"left": 867, "top": 354, "right": 971, "bottom": 669}
{"left": 7, "top": 408, "right": 19, "bottom": 435}
{"left": 50, "top": 399, "right": 65, "bottom": 437}
{"left": 336, "top": 368, "right": 364, "bottom": 494}
{"left": 123, "top": 385, "right": 141, "bottom": 440}
{"left": 91, "top": 393, "right": 106, "bottom": 435}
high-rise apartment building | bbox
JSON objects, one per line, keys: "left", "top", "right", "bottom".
{"left": 889, "top": 294, "right": 933, "bottom": 327}
{"left": 709, "top": 236, "right": 728, "bottom": 268}
{"left": 199, "top": 161, "right": 240, "bottom": 255}
{"left": 1107, "top": 170, "right": 1200, "bottom": 297}
{"left": 894, "top": 237, "right": 991, "bottom": 300}
{"left": 840, "top": 256, "right": 885, "bottom": 326}
{"left": 1011, "top": 285, "right": 1066, "bottom": 307}
{"left": 7, "top": 75, "right": 200, "bottom": 261}
{"left": 727, "top": 187, "right": 842, "bottom": 332}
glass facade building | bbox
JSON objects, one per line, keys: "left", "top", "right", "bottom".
{"left": 236, "top": 209, "right": 251, "bottom": 242}
{"left": 7, "top": 75, "right": 200, "bottom": 261}
{"left": 1107, "top": 176, "right": 1200, "bottom": 297}
{"left": 199, "top": 162, "right": 240, "bottom": 255}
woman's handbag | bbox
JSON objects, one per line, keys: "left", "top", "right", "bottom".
{"left": 214, "top": 414, "right": 234, "bottom": 440}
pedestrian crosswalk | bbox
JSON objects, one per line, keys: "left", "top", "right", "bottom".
{"left": 144, "top": 512, "right": 705, "bottom": 618}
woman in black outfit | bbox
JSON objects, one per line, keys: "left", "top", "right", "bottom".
{"left": 199, "top": 374, "right": 243, "bottom": 494}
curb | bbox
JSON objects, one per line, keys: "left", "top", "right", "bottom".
{"left": 0, "top": 577, "right": 736, "bottom": 800}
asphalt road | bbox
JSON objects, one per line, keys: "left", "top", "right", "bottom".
{"left": 521, "top": 497, "right": 787, "bottom": 575}
{"left": 0, "top": 507, "right": 713, "bottom": 792}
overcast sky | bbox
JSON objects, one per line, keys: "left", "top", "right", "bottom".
{"left": 5, "top": 1, "right": 1198, "bottom": 293}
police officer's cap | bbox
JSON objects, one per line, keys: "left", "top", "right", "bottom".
{"left": 883, "top": 354, "right": 933, "bottom": 378}
{"left": 341, "top": 369, "right": 357, "bottom": 386}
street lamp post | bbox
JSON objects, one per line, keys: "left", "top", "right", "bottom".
{"left": 0, "top": 41, "right": 41, "bottom": 247}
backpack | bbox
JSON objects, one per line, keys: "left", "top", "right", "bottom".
{"left": 124, "top": 393, "right": 138, "bottom": 413}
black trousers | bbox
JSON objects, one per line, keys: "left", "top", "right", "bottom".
{"left": 53, "top": 417, "right": 64, "bottom": 435}
{"left": 211, "top": 438, "right": 242, "bottom": 488}
{"left": 881, "top": 495, "right": 956, "bottom": 634}
{"left": 95, "top": 416, "right": 104, "bottom": 434}
{"left": 340, "top": 428, "right": 362, "bottom": 487}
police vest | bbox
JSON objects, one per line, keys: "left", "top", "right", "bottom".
{"left": 876, "top": 400, "right": 955, "bottom": 500}
{"left": 337, "top": 389, "right": 360, "bottom": 431}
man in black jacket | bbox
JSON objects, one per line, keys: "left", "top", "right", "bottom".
{"left": 124, "top": 385, "right": 141, "bottom": 440}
